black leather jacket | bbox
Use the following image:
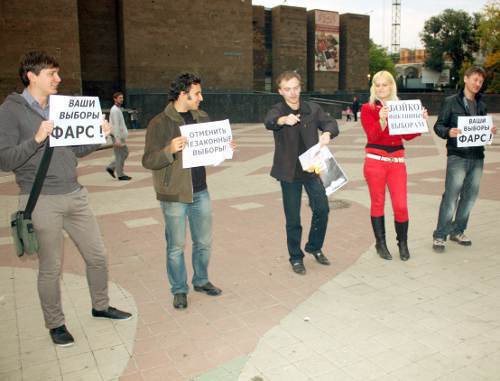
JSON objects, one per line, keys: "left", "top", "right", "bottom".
{"left": 265, "top": 100, "right": 339, "bottom": 182}
{"left": 434, "top": 90, "right": 488, "bottom": 159}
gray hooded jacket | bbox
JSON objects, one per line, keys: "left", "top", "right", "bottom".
{"left": 0, "top": 93, "right": 98, "bottom": 194}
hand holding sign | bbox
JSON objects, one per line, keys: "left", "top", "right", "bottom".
{"left": 34, "top": 121, "right": 55, "bottom": 144}
{"left": 449, "top": 128, "right": 460, "bottom": 138}
{"left": 169, "top": 136, "right": 188, "bottom": 153}
{"left": 379, "top": 106, "right": 389, "bottom": 130}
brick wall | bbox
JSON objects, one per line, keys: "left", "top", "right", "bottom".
{"left": 253, "top": 6, "right": 266, "bottom": 91}
{"left": 339, "top": 13, "right": 370, "bottom": 91}
{"left": 271, "top": 5, "right": 307, "bottom": 91}
{"left": 121, "top": 0, "right": 253, "bottom": 93}
{"left": 78, "top": 0, "right": 121, "bottom": 104}
{"left": 0, "top": 0, "right": 81, "bottom": 102}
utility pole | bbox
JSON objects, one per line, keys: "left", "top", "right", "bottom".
{"left": 391, "top": 0, "right": 401, "bottom": 54}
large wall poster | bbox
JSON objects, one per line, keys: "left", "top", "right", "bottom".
{"left": 314, "top": 10, "right": 340, "bottom": 72}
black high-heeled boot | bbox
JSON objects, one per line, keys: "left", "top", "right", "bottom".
{"left": 395, "top": 220, "right": 410, "bottom": 261}
{"left": 371, "top": 216, "right": 392, "bottom": 260}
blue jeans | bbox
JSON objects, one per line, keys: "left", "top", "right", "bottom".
{"left": 280, "top": 177, "right": 329, "bottom": 263}
{"left": 433, "top": 155, "right": 483, "bottom": 239}
{"left": 160, "top": 190, "right": 212, "bottom": 295}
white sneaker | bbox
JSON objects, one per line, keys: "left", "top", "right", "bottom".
{"left": 450, "top": 233, "right": 472, "bottom": 246}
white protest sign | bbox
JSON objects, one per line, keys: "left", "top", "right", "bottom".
{"left": 180, "top": 119, "right": 233, "bottom": 168}
{"left": 49, "top": 95, "right": 105, "bottom": 147}
{"left": 457, "top": 115, "right": 493, "bottom": 147}
{"left": 299, "top": 143, "right": 348, "bottom": 196}
{"left": 387, "top": 99, "right": 428, "bottom": 135}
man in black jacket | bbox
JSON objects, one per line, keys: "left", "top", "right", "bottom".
{"left": 265, "top": 71, "right": 339, "bottom": 274}
{"left": 432, "top": 66, "right": 497, "bottom": 252}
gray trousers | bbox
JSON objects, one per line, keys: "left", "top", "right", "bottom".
{"left": 108, "top": 144, "right": 129, "bottom": 177}
{"left": 19, "top": 188, "right": 109, "bottom": 329}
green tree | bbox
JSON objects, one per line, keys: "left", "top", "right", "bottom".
{"left": 368, "top": 39, "right": 396, "bottom": 78}
{"left": 477, "top": 0, "right": 500, "bottom": 93}
{"left": 484, "top": 51, "right": 500, "bottom": 93}
{"left": 420, "top": 9, "right": 478, "bottom": 86}
{"left": 477, "top": 0, "right": 500, "bottom": 54}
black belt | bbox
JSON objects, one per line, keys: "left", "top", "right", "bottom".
{"left": 366, "top": 143, "right": 404, "bottom": 153}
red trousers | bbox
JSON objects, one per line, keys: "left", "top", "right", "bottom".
{"left": 363, "top": 157, "right": 409, "bottom": 222}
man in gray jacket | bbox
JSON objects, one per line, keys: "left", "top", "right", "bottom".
{"left": 106, "top": 91, "right": 131, "bottom": 181}
{"left": 0, "top": 51, "right": 132, "bottom": 347}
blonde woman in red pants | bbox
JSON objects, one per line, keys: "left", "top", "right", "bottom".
{"left": 361, "top": 71, "right": 427, "bottom": 261}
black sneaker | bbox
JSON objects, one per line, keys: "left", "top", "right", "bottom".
{"left": 49, "top": 325, "right": 75, "bottom": 347}
{"left": 105, "top": 167, "right": 116, "bottom": 178}
{"left": 173, "top": 293, "right": 188, "bottom": 309}
{"left": 118, "top": 175, "right": 132, "bottom": 181}
{"left": 92, "top": 306, "right": 132, "bottom": 320}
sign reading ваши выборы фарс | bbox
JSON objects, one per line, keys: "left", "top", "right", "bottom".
{"left": 49, "top": 95, "right": 106, "bottom": 147}
{"left": 457, "top": 115, "right": 494, "bottom": 147}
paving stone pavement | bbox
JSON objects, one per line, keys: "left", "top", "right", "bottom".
{"left": 0, "top": 115, "right": 499, "bottom": 381}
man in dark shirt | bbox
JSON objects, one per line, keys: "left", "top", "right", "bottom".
{"left": 264, "top": 71, "right": 339, "bottom": 275}
{"left": 142, "top": 73, "right": 229, "bottom": 309}
{"left": 351, "top": 96, "right": 360, "bottom": 122}
{"left": 432, "top": 66, "right": 497, "bottom": 252}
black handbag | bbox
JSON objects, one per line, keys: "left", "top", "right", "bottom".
{"left": 10, "top": 141, "right": 54, "bottom": 256}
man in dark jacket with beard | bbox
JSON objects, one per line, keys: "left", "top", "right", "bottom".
{"left": 0, "top": 51, "right": 132, "bottom": 347}
{"left": 265, "top": 71, "right": 339, "bottom": 275}
{"left": 142, "top": 73, "right": 228, "bottom": 310}
{"left": 432, "top": 66, "right": 497, "bottom": 253}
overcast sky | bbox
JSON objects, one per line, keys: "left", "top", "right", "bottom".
{"left": 251, "top": 0, "right": 489, "bottom": 50}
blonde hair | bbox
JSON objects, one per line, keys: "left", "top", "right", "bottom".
{"left": 369, "top": 71, "right": 398, "bottom": 104}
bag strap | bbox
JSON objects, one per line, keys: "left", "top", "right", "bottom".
{"left": 24, "top": 140, "right": 54, "bottom": 219}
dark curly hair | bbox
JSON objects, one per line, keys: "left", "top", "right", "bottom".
{"left": 19, "top": 51, "right": 59, "bottom": 87}
{"left": 168, "top": 73, "right": 201, "bottom": 102}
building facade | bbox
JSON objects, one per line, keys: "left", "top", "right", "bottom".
{"left": 0, "top": 1, "right": 370, "bottom": 105}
